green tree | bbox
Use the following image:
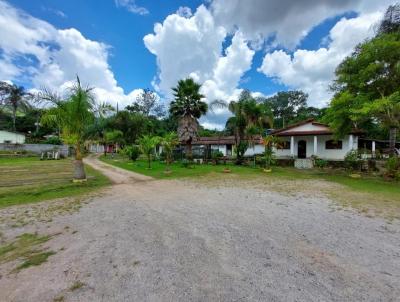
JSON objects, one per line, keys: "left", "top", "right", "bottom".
{"left": 138, "top": 135, "right": 160, "bottom": 169}
{"left": 169, "top": 78, "right": 208, "bottom": 160}
{"left": 324, "top": 6, "right": 400, "bottom": 152}
{"left": 0, "top": 82, "right": 34, "bottom": 132}
{"left": 41, "top": 77, "right": 95, "bottom": 181}
{"left": 126, "top": 88, "right": 165, "bottom": 117}
{"left": 212, "top": 90, "right": 273, "bottom": 164}
{"left": 264, "top": 91, "right": 308, "bottom": 128}
{"left": 161, "top": 132, "right": 179, "bottom": 169}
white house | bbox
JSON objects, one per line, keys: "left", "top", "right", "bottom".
{"left": 271, "top": 119, "right": 362, "bottom": 160}
{"left": 192, "top": 119, "right": 362, "bottom": 161}
{"left": 0, "top": 130, "right": 25, "bottom": 144}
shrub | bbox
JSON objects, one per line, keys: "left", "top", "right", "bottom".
{"left": 211, "top": 150, "right": 224, "bottom": 165}
{"left": 44, "top": 136, "right": 63, "bottom": 145}
{"left": 181, "top": 158, "right": 191, "bottom": 168}
{"left": 385, "top": 156, "right": 400, "bottom": 179}
{"left": 314, "top": 158, "right": 328, "bottom": 169}
{"left": 344, "top": 150, "right": 361, "bottom": 170}
{"left": 123, "top": 145, "right": 141, "bottom": 161}
{"left": 261, "top": 148, "right": 276, "bottom": 168}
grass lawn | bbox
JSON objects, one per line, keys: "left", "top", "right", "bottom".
{"left": 102, "top": 154, "right": 400, "bottom": 219}
{"left": 0, "top": 157, "right": 111, "bottom": 208}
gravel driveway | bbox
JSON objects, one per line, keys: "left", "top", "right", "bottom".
{"left": 0, "top": 157, "right": 399, "bottom": 302}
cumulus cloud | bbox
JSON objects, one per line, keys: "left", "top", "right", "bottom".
{"left": 144, "top": 5, "right": 227, "bottom": 97}
{"left": 144, "top": 6, "right": 257, "bottom": 128}
{"left": 0, "top": 0, "right": 143, "bottom": 108}
{"left": 114, "top": 0, "right": 149, "bottom": 16}
{"left": 210, "top": 0, "right": 394, "bottom": 48}
{"left": 258, "top": 12, "right": 382, "bottom": 107}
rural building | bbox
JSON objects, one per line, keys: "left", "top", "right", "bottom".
{"left": 0, "top": 130, "right": 26, "bottom": 144}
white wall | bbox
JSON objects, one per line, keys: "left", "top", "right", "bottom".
{"left": 0, "top": 131, "right": 25, "bottom": 144}
{"left": 211, "top": 144, "right": 227, "bottom": 156}
{"left": 244, "top": 145, "right": 264, "bottom": 156}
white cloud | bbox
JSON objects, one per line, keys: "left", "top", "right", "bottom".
{"left": 210, "top": 0, "right": 394, "bottom": 48}
{"left": 144, "top": 5, "right": 227, "bottom": 97}
{"left": 114, "top": 0, "right": 149, "bottom": 15}
{"left": 0, "top": 0, "right": 143, "bottom": 108}
{"left": 144, "top": 6, "right": 257, "bottom": 128}
{"left": 258, "top": 12, "right": 382, "bottom": 107}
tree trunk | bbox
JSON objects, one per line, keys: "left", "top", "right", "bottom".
{"left": 186, "top": 142, "right": 193, "bottom": 161}
{"left": 12, "top": 106, "right": 16, "bottom": 132}
{"left": 73, "top": 142, "right": 86, "bottom": 180}
{"left": 389, "top": 127, "right": 398, "bottom": 155}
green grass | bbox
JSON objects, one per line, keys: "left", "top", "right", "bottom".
{"left": 0, "top": 157, "right": 111, "bottom": 208}
{"left": 101, "top": 154, "right": 258, "bottom": 179}
{"left": 16, "top": 251, "right": 56, "bottom": 270}
{"left": 0, "top": 233, "right": 56, "bottom": 272}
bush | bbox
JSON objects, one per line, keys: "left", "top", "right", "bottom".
{"left": 344, "top": 150, "right": 361, "bottom": 171}
{"left": 211, "top": 150, "right": 224, "bottom": 165}
{"left": 260, "top": 148, "right": 276, "bottom": 168}
{"left": 44, "top": 136, "right": 63, "bottom": 145}
{"left": 314, "top": 158, "right": 328, "bottom": 169}
{"left": 385, "top": 156, "right": 400, "bottom": 179}
{"left": 123, "top": 145, "right": 141, "bottom": 161}
{"left": 181, "top": 158, "right": 191, "bottom": 168}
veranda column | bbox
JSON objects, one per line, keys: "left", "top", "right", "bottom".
{"left": 372, "top": 141, "right": 376, "bottom": 158}
{"left": 313, "top": 135, "right": 318, "bottom": 156}
{"left": 349, "top": 134, "right": 354, "bottom": 151}
{"left": 290, "top": 136, "right": 294, "bottom": 157}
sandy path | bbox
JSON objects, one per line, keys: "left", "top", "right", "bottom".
{"left": 0, "top": 157, "right": 399, "bottom": 302}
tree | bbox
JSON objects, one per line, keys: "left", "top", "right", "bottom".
{"left": 169, "top": 78, "right": 208, "bottom": 160}
{"left": 264, "top": 91, "right": 308, "bottom": 128}
{"left": 161, "top": 132, "right": 179, "bottom": 169}
{"left": 378, "top": 3, "right": 400, "bottom": 35}
{"left": 324, "top": 5, "right": 400, "bottom": 153}
{"left": 109, "top": 111, "right": 147, "bottom": 143}
{"left": 137, "top": 135, "right": 160, "bottom": 169}
{"left": 41, "top": 77, "right": 95, "bottom": 181}
{"left": 212, "top": 90, "right": 273, "bottom": 164}
{"left": 126, "top": 88, "right": 165, "bottom": 117}
{"left": 0, "top": 82, "right": 34, "bottom": 132}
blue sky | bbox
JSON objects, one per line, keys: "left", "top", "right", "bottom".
{"left": 0, "top": 0, "right": 393, "bottom": 128}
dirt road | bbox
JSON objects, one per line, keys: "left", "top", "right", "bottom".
{"left": 0, "top": 157, "right": 399, "bottom": 301}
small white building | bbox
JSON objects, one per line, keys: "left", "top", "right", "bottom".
{"left": 0, "top": 130, "right": 25, "bottom": 144}
{"left": 271, "top": 119, "right": 362, "bottom": 160}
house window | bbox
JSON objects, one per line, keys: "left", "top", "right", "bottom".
{"left": 277, "top": 141, "right": 290, "bottom": 150}
{"left": 325, "top": 140, "right": 342, "bottom": 150}
{"left": 3, "top": 140, "right": 11, "bottom": 144}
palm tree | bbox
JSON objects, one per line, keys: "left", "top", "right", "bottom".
{"left": 169, "top": 78, "right": 208, "bottom": 160}
{"left": 211, "top": 90, "right": 273, "bottom": 164}
{"left": 138, "top": 135, "right": 160, "bottom": 169}
{"left": 161, "top": 132, "right": 179, "bottom": 170}
{"left": 41, "top": 77, "right": 95, "bottom": 181}
{"left": 0, "top": 82, "right": 33, "bottom": 132}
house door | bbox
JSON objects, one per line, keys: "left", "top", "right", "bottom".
{"left": 298, "top": 140, "right": 307, "bottom": 158}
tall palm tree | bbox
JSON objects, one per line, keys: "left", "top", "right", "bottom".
{"left": 0, "top": 82, "right": 33, "bottom": 132}
{"left": 169, "top": 78, "right": 208, "bottom": 160}
{"left": 41, "top": 77, "right": 95, "bottom": 181}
